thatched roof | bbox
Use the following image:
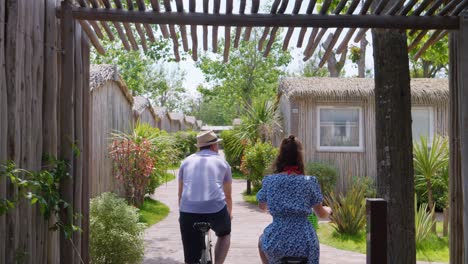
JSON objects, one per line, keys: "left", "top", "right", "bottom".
{"left": 133, "top": 96, "right": 158, "bottom": 120}
{"left": 279, "top": 77, "right": 449, "bottom": 104}
{"left": 168, "top": 112, "right": 184, "bottom": 121}
{"left": 202, "top": 126, "right": 233, "bottom": 132}
{"left": 185, "top": 116, "right": 196, "bottom": 125}
{"left": 90, "top": 64, "right": 134, "bottom": 104}
{"left": 196, "top": 120, "right": 203, "bottom": 128}
{"left": 152, "top": 106, "right": 169, "bottom": 119}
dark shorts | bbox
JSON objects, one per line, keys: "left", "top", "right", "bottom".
{"left": 179, "top": 206, "right": 231, "bottom": 263}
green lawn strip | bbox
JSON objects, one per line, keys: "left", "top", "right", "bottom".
{"left": 242, "top": 190, "right": 258, "bottom": 205}
{"left": 139, "top": 197, "right": 170, "bottom": 228}
{"left": 157, "top": 171, "right": 176, "bottom": 186}
{"left": 317, "top": 223, "right": 449, "bottom": 263}
{"left": 232, "top": 170, "right": 245, "bottom": 179}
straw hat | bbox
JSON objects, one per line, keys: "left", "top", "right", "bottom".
{"left": 196, "top": 130, "right": 223, "bottom": 148}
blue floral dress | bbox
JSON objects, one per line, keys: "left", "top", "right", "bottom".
{"left": 257, "top": 174, "right": 323, "bottom": 264}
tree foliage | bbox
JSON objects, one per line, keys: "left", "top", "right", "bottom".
{"left": 195, "top": 30, "right": 291, "bottom": 124}
{"left": 408, "top": 33, "right": 448, "bottom": 78}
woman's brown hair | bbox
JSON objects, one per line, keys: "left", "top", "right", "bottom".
{"left": 273, "top": 135, "right": 305, "bottom": 175}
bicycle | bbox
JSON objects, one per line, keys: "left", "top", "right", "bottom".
{"left": 280, "top": 257, "right": 308, "bottom": 264}
{"left": 193, "top": 222, "right": 213, "bottom": 264}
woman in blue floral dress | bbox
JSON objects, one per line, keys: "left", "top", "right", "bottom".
{"left": 257, "top": 135, "right": 332, "bottom": 264}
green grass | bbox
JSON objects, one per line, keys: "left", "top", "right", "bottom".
{"left": 232, "top": 170, "right": 245, "bottom": 179}
{"left": 242, "top": 190, "right": 258, "bottom": 205}
{"left": 139, "top": 198, "right": 170, "bottom": 228}
{"left": 317, "top": 222, "right": 449, "bottom": 263}
{"left": 157, "top": 172, "right": 176, "bottom": 186}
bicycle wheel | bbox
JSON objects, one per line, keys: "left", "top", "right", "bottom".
{"left": 200, "top": 232, "right": 213, "bottom": 264}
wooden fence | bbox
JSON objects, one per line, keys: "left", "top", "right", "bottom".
{"left": 0, "top": 0, "right": 90, "bottom": 263}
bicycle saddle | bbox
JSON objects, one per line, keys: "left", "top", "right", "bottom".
{"left": 280, "top": 257, "right": 308, "bottom": 264}
{"left": 193, "top": 222, "right": 211, "bottom": 233}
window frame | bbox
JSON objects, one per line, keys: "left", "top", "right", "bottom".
{"left": 411, "top": 106, "right": 434, "bottom": 143}
{"left": 316, "top": 105, "right": 364, "bottom": 152}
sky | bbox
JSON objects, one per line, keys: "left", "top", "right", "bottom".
{"left": 165, "top": 0, "right": 376, "bottom": 96}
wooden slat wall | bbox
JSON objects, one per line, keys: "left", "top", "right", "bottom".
{"left": 289, "top": 96, "right": 449, "bottom": 193}
{"left": 137, "top": 110, "right": 158, "bottom": 128}
{"left": 90, "top": 82, "right": 133, "bottom": 198}
{"left": 0, "top": 0, "right": 90, "bottom": 262}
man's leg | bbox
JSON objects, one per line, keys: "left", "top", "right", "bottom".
{"left": 208, "top": 206, "right": 231, "bottom": 264}
{"left": 214, "top": 234, "right": 231, "bottom": 264}
{"left": 179, "top": 211, "right": 204, "bottom": 263}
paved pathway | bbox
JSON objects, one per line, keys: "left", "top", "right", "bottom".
{"left": 143, "top": 178, "right": 445, "bottom": 264}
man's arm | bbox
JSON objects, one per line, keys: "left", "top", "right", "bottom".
{"left": 223, "top": 182, "right": 232, "bottom": 218}
{"left": 178, "top": 180, "right": 183, "bottom": 207}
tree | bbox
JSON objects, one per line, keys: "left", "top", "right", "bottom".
{"left": 91, "top": 28, "right": 174, "bottom": 95}
{"left": 300, "top": 50, "right": 329, "bottom": 77}
{"left": 408, "top": 33, "right": 448, "bottom": 78}
{"left": 196, "top": 29, "right": 291, "bottom": 124}
{"left": 144, "top": 65, "right": 187, "bottom": 111}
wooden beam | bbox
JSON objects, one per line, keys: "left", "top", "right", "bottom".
{"left": 149, "top": 0, "right": 169, "bottom": 38}
{"left": 244, "top": 0, "right": 260, "bottom": 41}
{"left": 175, "top": 0, "right": 189, "bottom": 52}
{"left": 134, "top": 23, "right": 147, "bottom": 52}
{"left": 234, "top": 0, "right": 247, "bottom": 48}
{"left": 113, "top": 21, "right": 131, "bottom": 50}
{"left": 336, "top": 0, "right": 373, "bottom": 53}
{"left": 413, "top": 30, "right": 447, "bottom": 60}
{"left": 459, "top": 11, "right": 468, "bottom": 264}
{"left": 224, "top": 0, "right": 233, "bottom": 62}
{"left": 213, "top": 0, "right": 220, "bottom": 52}
{"left": 282, "top": 0, "right": 303, "bottom": 50}
{"left": 203, "top": 0, "right": 208, "bottom": 51}
{"left": 64, "top": 8, "right": 460, "bottom": 30}
{"left": 398, "top": 0, "right": 418, "bottom": 15}
{"left": 123, "top": 23, "right": 139, "bottom": 50}
{"left": 59, "top": 1, "right": 75, "bottom": 262}
{"left": 297, "top": 0, "right": 317, "bottom": 47}
{"left": 78, "top": 20, "right": 106, "bottom": 54}
{"left": 449, "top": 31, "right": 465, "bottom": 264}
{"left": 189, "top": 0, "right": 197, "bottom": 61}
{"left": 100, "top": 21, "right": 115, "bottom": 41}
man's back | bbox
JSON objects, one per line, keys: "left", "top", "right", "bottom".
{"left": 178, "top": 149, "right": 232, "bottom": 214}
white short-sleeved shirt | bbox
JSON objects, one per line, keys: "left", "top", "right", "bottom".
{"left": 178, "top": 149, "right": 232, "bottom": 213}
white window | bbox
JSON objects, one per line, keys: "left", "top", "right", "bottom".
{"left": 317, "top": 106, "right": 364, "bottom": 152}
{"left": 411, "top": 107, "right": 434, "bottom": 143}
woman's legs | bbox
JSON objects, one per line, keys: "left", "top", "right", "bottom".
{"left": 258, "top": 236, "right": 268, "bottom": 264}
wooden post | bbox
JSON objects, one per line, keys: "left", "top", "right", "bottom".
{"left": 458, "top": 10, "right": 468, "bottom": 264}
{"left": 443, "top": 208, "right": 449, "bottom": 237}
{"left": 366, "top": 198, "right": 387, "bottom": 264}
{"left": 372, "top": 1, "right": 416, "bottom": 261}
{"left": 59, "top": 0, "right": 76, "bottom": 263}
{"left": 0, "top": 1, "right": 7, "bottom": 263}
{"left": 449, "top": 30, "right": 464, "bottom": 264}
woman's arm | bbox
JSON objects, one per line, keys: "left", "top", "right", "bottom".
{"left": 313, "top": 204, "right": 332, "bottom": 218}
{"left": 258, "top": 202, "right": 268, "bottom": 212}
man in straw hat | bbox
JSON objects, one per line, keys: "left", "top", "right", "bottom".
{"left": 178, "top": 130, "right": 233, "bottom": 264}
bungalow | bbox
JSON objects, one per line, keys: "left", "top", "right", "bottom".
{"left": 278, "top": 77, "right": 449, "bottom": 192}
{"left": 185, "top": 115, "right": 197, "bottom": 130}
{"left": 153, "top": 106, "right": 171, "bottom": 131}
{"left": 195, "top": 120, "right": 204, "bottom": 131}
{"left": 133, "top": 96, "right": 158, "bottom": 127}
{"left": 168, "top": 112, "right": 184, "bottom": 132}
{"left": 89, "top": 64, "right": 134, "bottom": 197}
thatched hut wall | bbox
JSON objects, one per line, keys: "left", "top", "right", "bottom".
{"left": 90, "top": 65, "right": 134, "bottom": 198}
{"left": 279, "top": 78, "right": 449, "bottom": 192}
{"left": 133, "top": 96, "right": 158, "bottom": 127}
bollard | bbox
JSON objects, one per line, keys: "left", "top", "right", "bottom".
{"left": 366, "top": 198, "right": 387, "bottom": 264}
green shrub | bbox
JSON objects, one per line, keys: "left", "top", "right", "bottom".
{"left": 324, "top": 181, "right": 366, "bottom": 236}
{"left": 173, "top": 131, "right": 198, "bottom": 160}
{"left": 415, "top": 165, "right": 448, "bottom": 211}
{"left": 415, "top": 198, "right": 435, "bottom": 246}
{"left": 220, "top": 129, "right": 243, "bottom": 169}
{"left": 240, "top": 141, "right": 278, "bottom": 190}
{"left": 352, "top": 176, "right": 376, "bottom": 198}
{"left": 90, "top": 192, "right": 145, "bottom": 264}
{"left": 305, "top": 162, "right": 338, "bottom": 196}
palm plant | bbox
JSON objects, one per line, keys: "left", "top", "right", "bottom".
{"left": 232, "top": 98, "right": 283, "bottom": 194}
{"left": 413, "top": 135, "right": 449, "bottom": 232}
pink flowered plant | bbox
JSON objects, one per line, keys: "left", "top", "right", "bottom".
{"left": 110, "top": 138, "right": 156, "bottom": 207}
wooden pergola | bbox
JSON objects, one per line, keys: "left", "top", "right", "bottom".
{"left": 54, "top": 0, "right": 467, "bottom": 263}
